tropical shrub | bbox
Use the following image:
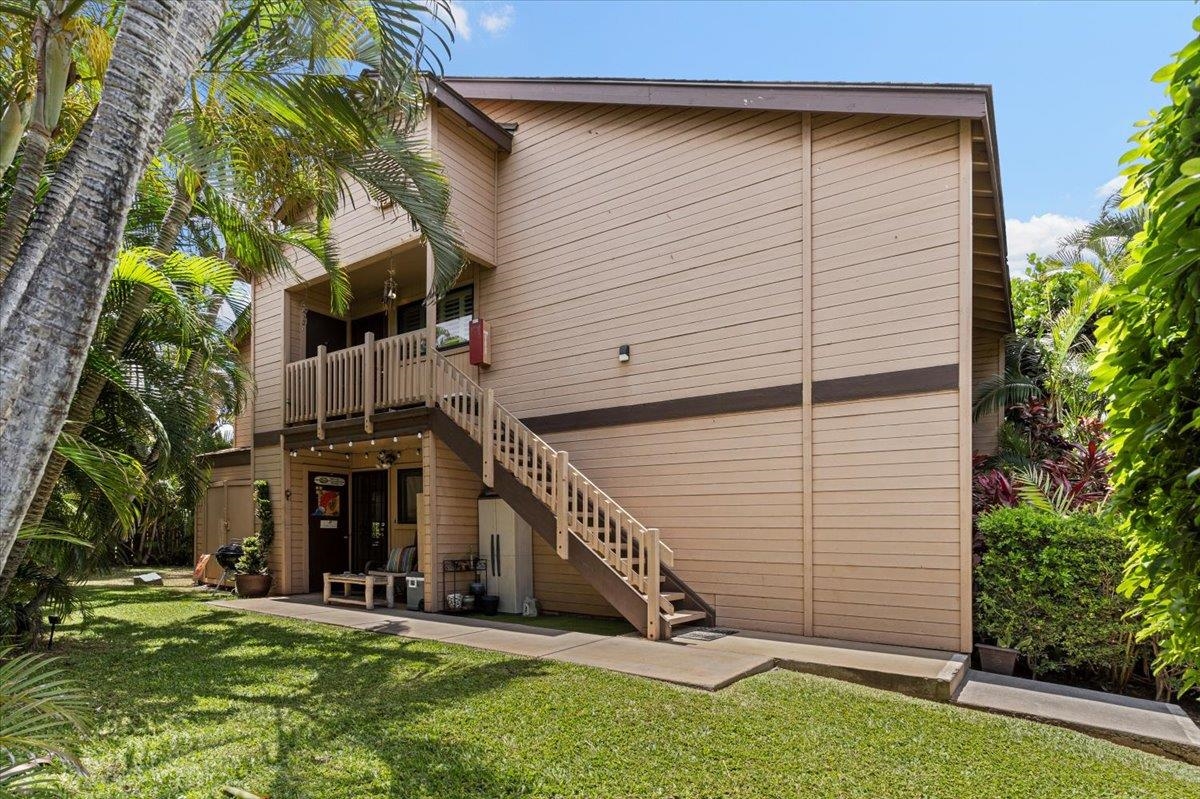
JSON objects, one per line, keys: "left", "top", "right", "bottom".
{"left": 253, "top": 480, "right": 273, "bottom": 549}
{"left": 975, "top": 507, "right": 1136, "bottom": 681}
{"left": 235, "top": 535, "right": 268, "bottom": 576}
{"left": 1091, "top": 15, "right": 1200, "bottom": 688}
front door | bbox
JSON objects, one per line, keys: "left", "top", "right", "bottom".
{"left": 351, "top": 470, "right": 389, "bottom": 572}
{"left": 308, "top": 472, "right": 349, "bottom": 591}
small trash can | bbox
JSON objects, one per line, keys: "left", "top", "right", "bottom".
{"left": 406, "top": 572, "right": 425, "bottom": 611}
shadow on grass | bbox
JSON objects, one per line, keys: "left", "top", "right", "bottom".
{"left": 58, "top": 583, "right": 555, "bottom": 798}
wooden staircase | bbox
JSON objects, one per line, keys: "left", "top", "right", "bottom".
{"left": 429, "top": 354, "right": 713, "bottom": 640}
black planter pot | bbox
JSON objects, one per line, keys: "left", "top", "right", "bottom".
{"left": 480, "top": 595, "right": 500, "bottom": 616}
{"left": 976, "top": 643, "right": 1019, "bottom": 675}
{"left": 235, "top": 573, "right": 272, "bottom": 598}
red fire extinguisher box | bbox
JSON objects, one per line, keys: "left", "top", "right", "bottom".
{"left": 469, "top": 318, "right": 491, "bottom": 366}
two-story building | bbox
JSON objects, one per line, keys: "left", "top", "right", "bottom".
{"left": 196, "top": 77, "right": 1010, "bottom": 652}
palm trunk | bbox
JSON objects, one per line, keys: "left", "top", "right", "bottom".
{"left": 0, "top": 182, "right": 194, "bottom": 598}
{"left": 0, "top": 0, "right": 225, "bottom": 578}
{"left": 0, "top": 11, "right": 78, "bottom": 280}
{"left": 0, "top": 122, "right": 52, "bottom": 278}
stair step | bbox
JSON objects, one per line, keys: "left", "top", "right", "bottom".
{"left": 662, "top": 591, "right": 685, "bottom": 603}
{"left": 663, "top": 609, "right": 706, "bottom": 627}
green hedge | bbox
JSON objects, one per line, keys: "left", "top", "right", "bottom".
{"left": 975, "top": 507, "right": 1136, "bottom": 678}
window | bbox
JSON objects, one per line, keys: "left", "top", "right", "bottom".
{"left": 396, "top": 285, "right": 474, "bottom": 351}
{"left": 396, "top": 469, "right": 421, "bottom": 524}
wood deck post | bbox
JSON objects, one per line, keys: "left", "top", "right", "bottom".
{"left": 646, "top": 528, "right": 661, "bottom": 641}
{"left": 363, "top": 332, "right": 375, "bottom": 435}
{"left": 315, "top": 344, "right": 327, "bottom": 440}
{"left": 482, "top": 388, "right": 495, "bottom": 488}
{"left": 556, "top": 450, "right": 569, "bottom": 558}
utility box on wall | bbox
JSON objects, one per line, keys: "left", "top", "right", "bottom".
{"left": 469, "top": 318, "right": 491, "bottom": 366}
{"left": 478, "top": 493, "right": 532, "bottom": 614}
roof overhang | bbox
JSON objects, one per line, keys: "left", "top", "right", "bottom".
{"left": 445, "top": 76, "right": 1012, "bottom": 332}
{"left": 424, "top": 76, "right": 513, "bottom": 152}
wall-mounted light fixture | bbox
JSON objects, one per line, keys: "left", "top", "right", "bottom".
{"left": 618, "top": 344, "right": 631, "bottom": 363}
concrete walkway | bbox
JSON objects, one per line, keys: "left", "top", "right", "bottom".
{"left": 957, "top": 671, "right": 1200, "bottom": 764}
{"left": 210, "top": 594, "right": 773, "bottom": 690}
{"left": 209, "top": 594, "right": 1200, "bottom": 763}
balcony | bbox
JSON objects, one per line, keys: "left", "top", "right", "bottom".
{"left": 285, "top": 331, "right": 427, "bottom": 431}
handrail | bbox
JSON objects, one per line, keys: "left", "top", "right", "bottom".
{"left": 283, "top": 335, "right": 680, "bottom": 639}
{"left": 429, "top": 352, "right": 676, "bottom": 639}
{"left": 284, "top": 331, "right": 425, "bottom": 428}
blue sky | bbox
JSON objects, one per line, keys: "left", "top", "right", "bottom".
{"left": 442, "top": 0, "right": 1196, "bottom": 269}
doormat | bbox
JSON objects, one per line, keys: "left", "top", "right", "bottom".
{"left": 673, "top": 627, "right": 739, "bottom": 643}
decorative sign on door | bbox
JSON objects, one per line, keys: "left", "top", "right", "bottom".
{"left": 312, "top": 475, "right": 345, "bottom": 518}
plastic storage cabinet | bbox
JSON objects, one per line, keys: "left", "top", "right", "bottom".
{"left": 477, "top": 493, "right": 533, "bottom": 614}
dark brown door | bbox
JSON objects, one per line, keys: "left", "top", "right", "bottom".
{"left": 308, "top": 472, "right": 349, "bottom": 591}
{"left": 351, "top": 311, "right": 388, "bottom": 345}
{"left": 351, "top": 470, "right": 389, "bottom": 572}
{"left": 305, "top": 311, "right": 347, "bottom": 357}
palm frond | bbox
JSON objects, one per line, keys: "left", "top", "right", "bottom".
{"left": 0, "top": 648, "right": 88, "bottom": 778}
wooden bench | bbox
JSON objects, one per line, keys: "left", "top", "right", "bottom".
{"left": 322, "top": 572, "right": 397, "bottom": 609}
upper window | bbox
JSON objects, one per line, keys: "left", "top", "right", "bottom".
{"left": 396, "top": 285, "right": 474, "bottom": 351}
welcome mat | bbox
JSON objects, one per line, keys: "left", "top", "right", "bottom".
{"left": 673, "top": 627, "right": 739, "bottom": 643}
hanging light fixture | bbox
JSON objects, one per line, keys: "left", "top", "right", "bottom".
{"left": 382, "top": 263, "right": 397, "bottom": 307}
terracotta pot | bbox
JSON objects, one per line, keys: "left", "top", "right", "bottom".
{"left": 235, "top": 573, "right": 272, "bottom": 598}
{"left": 976, "top": 643, "right": 1020, "bottom": 675}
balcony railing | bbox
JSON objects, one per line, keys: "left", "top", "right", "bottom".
{"left": 284, "top": 330, "right": 426, "bottom": 430}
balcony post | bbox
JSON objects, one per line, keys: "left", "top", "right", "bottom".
{"left": 315, "top": 344, "right": 327, "bottom": 440}
{"left": 556, "top": 450, "right": 569, "bottom": 559}
{"left": 646, "top": 528, "right": 661, "bottom": 640}
{"left": 363, "top": 332, "right": 375, "bottom": 436}
{"left": 482, "top": 388, "right": 495, "bottom": 488}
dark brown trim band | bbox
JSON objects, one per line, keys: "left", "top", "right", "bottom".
{"left": 446, "top": 77, "right": 990, "bottom": 120}
{"left": 257, "top": 364, "right": 959, "bottom": 443}
{"left": 524, "top": 383, "right": 804, "bottom": 435}
{"left": 198, "top": 447, "right": 251, "bottom": 468}
{"left": 255, "top": 406, "right": 431, "bottom": 450}
{"left": 811, "top": 364, "right": 959, "bottom": 404}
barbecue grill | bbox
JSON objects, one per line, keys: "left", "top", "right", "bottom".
{"left": 212, "top": 541, "right": 243, "bottom": 591}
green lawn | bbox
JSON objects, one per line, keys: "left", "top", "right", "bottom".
{"left": 48, "top": 577, "right": 1200, "bottom": 798}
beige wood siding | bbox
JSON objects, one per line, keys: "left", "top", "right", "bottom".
{"left": 472, "top": 100, "right": 804, "bottom": 417}
{"left": 543, "top": 408, "right": 804, "bottom": 634}
{"left": 972, "top": 327, "right": 1003, "bottom": 454}
{"left": 425, "top": 432, "right": 481, "bottom": 610}
{"left": 809, "top": 114, "right": 961, "bottom": 381}
{"left": 194, "top": 463, "right": 253, "bottom": 564}
{"left": 531, "top": 534, "right": 616, "bottom": 617}
{"left": 811, "top": 390, "right": 961, "bottom": 651}
{"left": 233, "top": 339, "right": 253, "bottom": 449}
{"left": 436, "top": 108, "right": 497, "bottom": 264}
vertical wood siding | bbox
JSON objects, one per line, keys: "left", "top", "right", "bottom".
{"left": 472, "top": 100, "right": 804, "bottom": 417}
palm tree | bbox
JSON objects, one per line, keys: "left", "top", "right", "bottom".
{"left": 0, "top": 0, "right": 463, "bottom": 582}
{"left": 0, "top": 0, "right": 225, "bottom": 582}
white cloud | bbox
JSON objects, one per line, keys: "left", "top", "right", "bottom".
{"left": 1005, "top": 213, "right": 1087, "bottom": 272}
{"left": 447, "top": 0, "right": 471, "bottom": 40}
{"left": 479, "top": 3, "right": 514, "bottom": 35}
{"left": 1095, "top": 175, "right": 1124, "bottom": 200}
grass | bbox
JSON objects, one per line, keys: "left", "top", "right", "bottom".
{"left": 47, "top": 575, "right": 1200, "bottom": 798}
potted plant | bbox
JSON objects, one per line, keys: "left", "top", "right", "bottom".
{"left": 234, "top": 535, "right": 272, "bottom": 598}
{"left": 976, "top": 631, "right": 1023, "bottom": 675}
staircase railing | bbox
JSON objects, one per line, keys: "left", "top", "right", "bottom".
{"left": 284, "top": 338, "right": 680, "bottom": 639}
{"left": 430, "top": 353, "right": 676, "bottom": 639}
